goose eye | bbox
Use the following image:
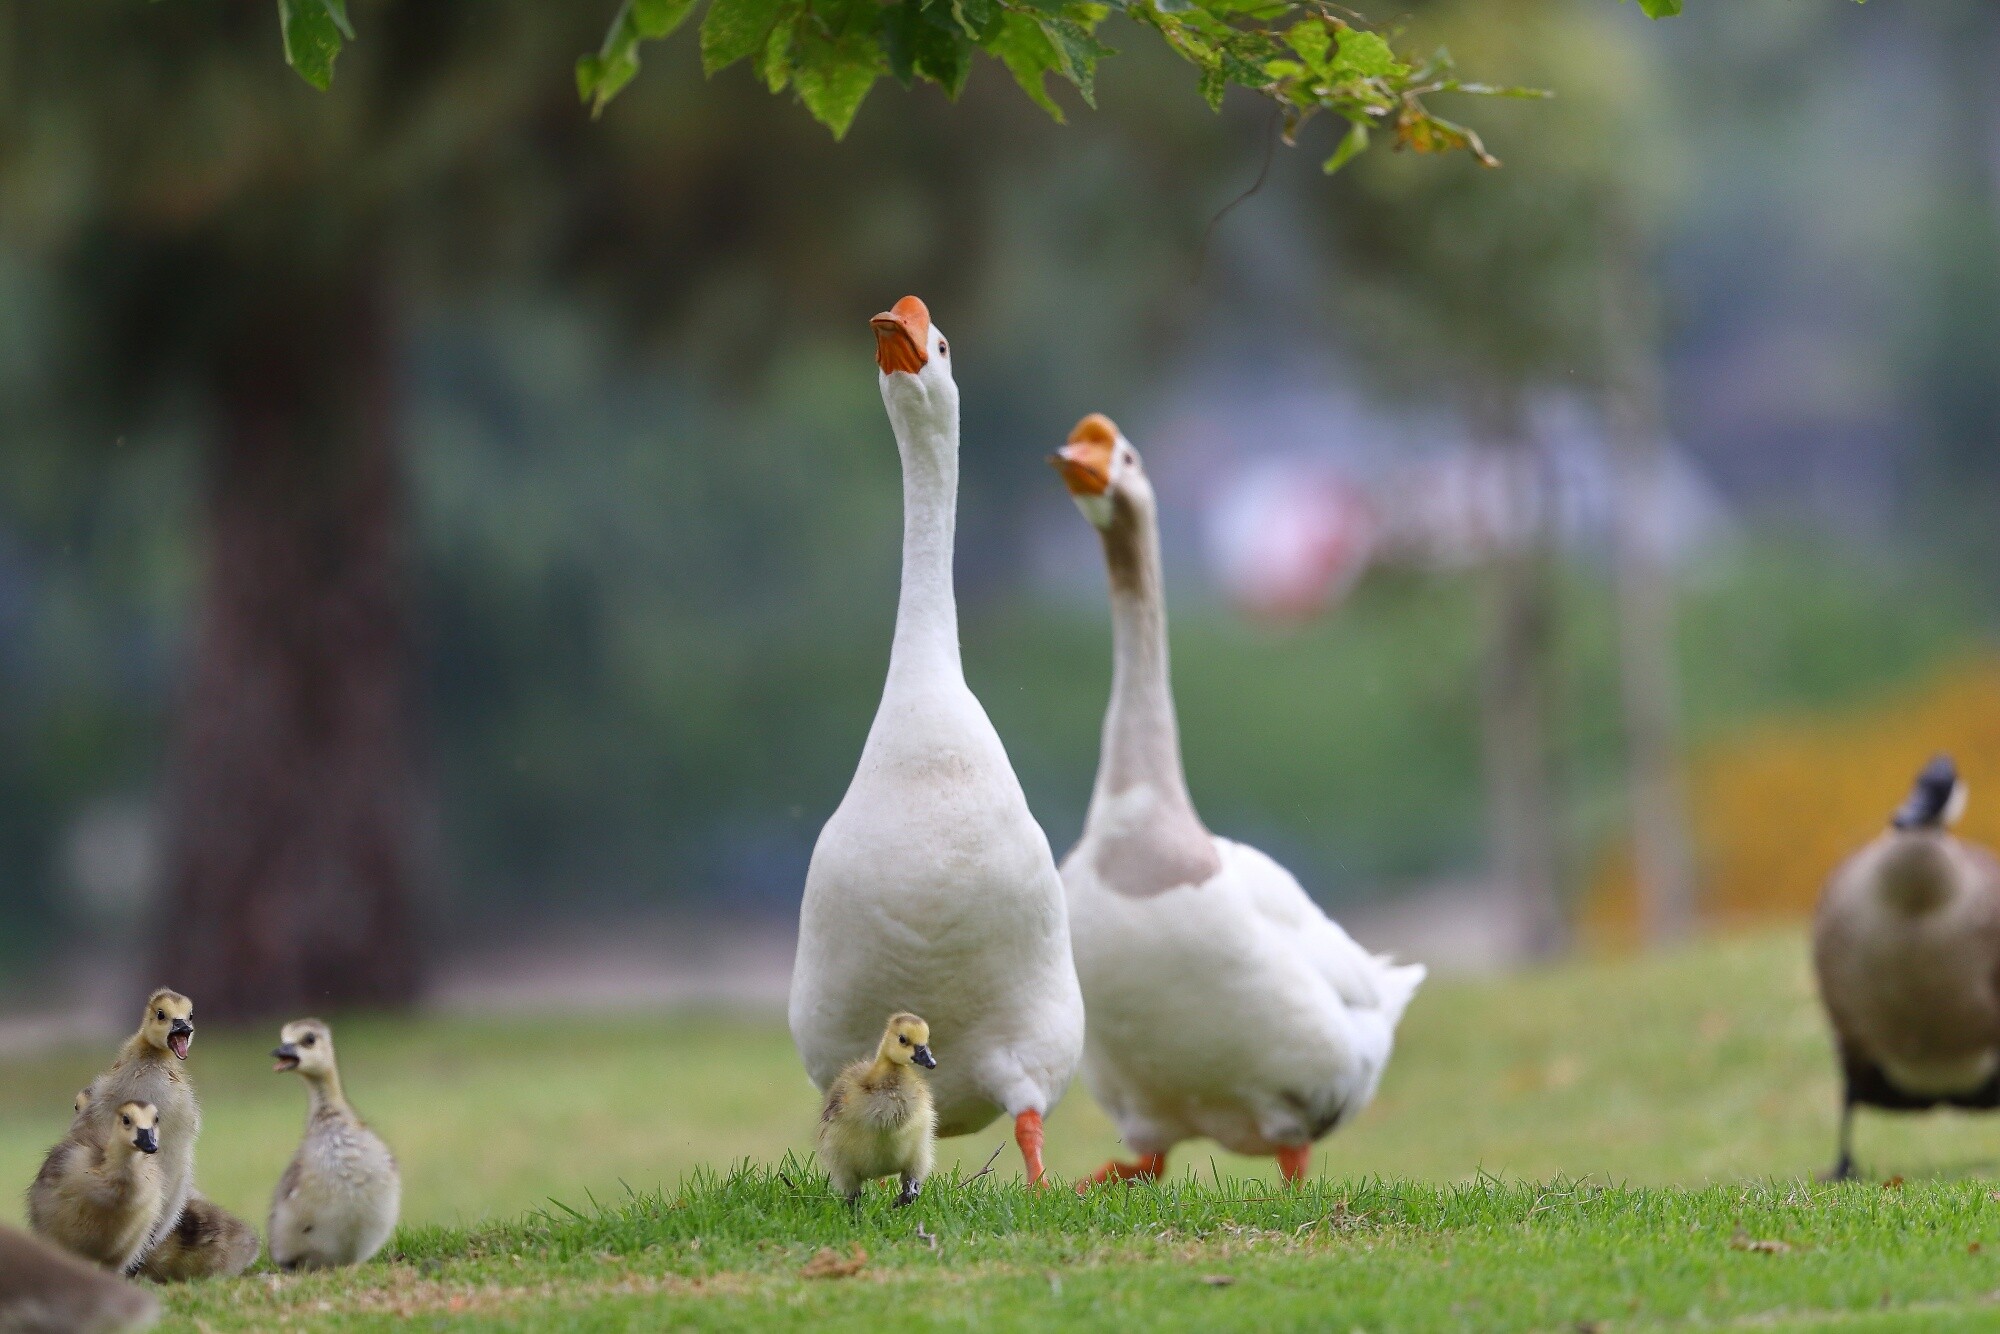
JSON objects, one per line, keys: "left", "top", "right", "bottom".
{"left": 155, "top": 1010, "right": 164, "bottom": 1021}
{"left": 937, "top": 339, "right": 947, "bottom": 357}
{"left": 899, "top": 1035, "right": 910, "bottom": 1045}
{"left": 301, "top": 1034, "right": 316, "bottom": 1047}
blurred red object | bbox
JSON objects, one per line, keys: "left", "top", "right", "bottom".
{"left": 1206, "top": 461, "right": 1379, "bottom": 621}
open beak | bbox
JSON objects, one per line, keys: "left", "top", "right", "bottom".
{"left": 272, "top": 1044, "right": 300, "bottom": 1073}
{"left": 135, "top": 1127, "right": 158, "bottom": 1155}
{"left": 871, "top": 295, "right": 930, "bottom": 375}
{"left": 1048, "top": 443, "right": 1109, "bottom": 497}
{"left": 168, "top": 1020, "right": 193, "bottom": 1061}
{"left": 912, "top": 1044, "right": 937, "bottom": 1069}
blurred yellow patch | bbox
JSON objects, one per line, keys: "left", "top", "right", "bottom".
{"left": 1587, "top": 659, "right": 2000, "bottom": 945}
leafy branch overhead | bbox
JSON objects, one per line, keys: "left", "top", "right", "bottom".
{"left": 257, "top": 0, "right": 1770, "bottom": 170}
{"left": 573, "top": 0, "right": 1547, "bottom": 167}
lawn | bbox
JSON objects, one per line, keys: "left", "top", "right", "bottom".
{"left": 9, "top": 929, "right": 2000, "bottom": 1329}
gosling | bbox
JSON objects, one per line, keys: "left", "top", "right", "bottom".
{"left": 77, "top": 990, "right": 198, "bottom": 1265}
{"left": 1814, "top": 754, "right": 2000, "bottom": 1179}
{"left": 817, "top": 1013, "right": 937, "bottom": 1207}
{"left": 134, "top": 1197, "right": 258, "bottom": 1282}
{"left": 267, "top": 1019, "right": 400, "bottom": 1270}
{"left": 26, "top": 1103, "right": 164, "bottom": 1273}
{"left": 0, "top": 1224, "right": 158, "bottom": 1334}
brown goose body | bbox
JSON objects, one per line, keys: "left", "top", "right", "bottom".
{"left": 0, "top": 1224, "right": 157, "bottom": 1333}
{"left": 1812, "top": 756, "right": 2000, "bottom": 1179}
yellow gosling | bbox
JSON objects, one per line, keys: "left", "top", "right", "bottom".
{"left": 267, "top": 1019, "right": 400, "bottom": 1270}
{"left": 78, "top": 990, "right": 199, "bottom": 1267}
{"left": 27, "top": 1103, "right": 164, "bottom": 1273}
{"left": 134, "top": 1197, "right": 258, "bottom": 1282}
{"left": 816, "top": 1013, "right": 938, "bottom": 1207}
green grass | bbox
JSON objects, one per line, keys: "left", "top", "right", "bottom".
{"left": 11, "top": 930, "right": 2000, "bottom": 1329}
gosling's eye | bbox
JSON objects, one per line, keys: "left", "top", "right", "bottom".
{"left": 301, "top": 1034, "right": 317, "bottom": 1047}
{"left": 155, "top": 1010, "right": 164, "bottom": 1021}
{"left": 121, "top": 1116, "right": 131, "bottom": 1126}
{"left": 899, "top": 1035, "right": 911, "bottom": 1045}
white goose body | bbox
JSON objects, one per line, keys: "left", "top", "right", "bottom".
{"left": 1052, "top": 417, "right": 1424, "bottom": 1176}
{"left": 790, "top": 298, "right": 1083, "bottom": 1176}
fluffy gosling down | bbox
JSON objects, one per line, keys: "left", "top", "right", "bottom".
{"left": 27, "top": 1103, "right": 163, "bottom": 1273}
{"left": 818, "top": 1014, "right": 938, "bottom": 1206}
{"left": 134, "top": 1197, "right": 258, "bottom": 1283}
{"left": 0, "top": 1224, "right": 158, "bottom": 1334}
{"left": 76, "top": 990, "right": 199, "bottom": 1268}
{"left": 267, "top": 1020, "right": 400, "bottom": 1270}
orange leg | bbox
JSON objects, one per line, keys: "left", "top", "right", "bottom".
{"left": 1275, "top": 1144, "right": 1311, "bottom": 1184}
{"left": 1077, "top": 1152, "right": 1167, "bottom": 1193}
{"left": 1015, "top": 1109, "right": 1048, "bottom": 1187}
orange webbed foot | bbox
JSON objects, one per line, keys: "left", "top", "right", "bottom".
{"left": 1275, "top": 1144, "right": 1311, "bottom": 1184}
{"left": 1077, "top": 1153, "right": 1166, "bottom": 1193}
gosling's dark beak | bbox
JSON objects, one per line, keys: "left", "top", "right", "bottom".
{"left": 272, "top": 1044, "right": 300, "bottom": 1073}
{"left": 135, "top": 1126, "right": 158, "bottom": 1154}
{"left": 168, "top": 1019, "right": 193, "bottom": 1061}
{"left": 912, "top": 1044, "right": 937, "bottom": 1069}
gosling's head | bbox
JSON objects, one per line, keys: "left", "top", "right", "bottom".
{"left": 1049, "top": 414, "right": 1150, "bottom": 532}
{"left": 116, "top": 1102, "right": 159, "bottom": 1156}
{"left": 141, "top": 989, "right": 195, "bottom": 1061}
{"left": 1893, "top": 754, "right": 1967, "bottom": 832}
{"left": 877, "top": 1013, "right": 937, "bottom": 1070}
{"left": 271, "top": 1018, "right": 335, "bottom": 1079}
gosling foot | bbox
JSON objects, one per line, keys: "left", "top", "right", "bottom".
{"left": 1275, "top": 1144, "right": 1311, "bottom": 1185}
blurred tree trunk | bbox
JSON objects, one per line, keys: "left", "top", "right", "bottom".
{"left": 1475, "top": 386, "right": 1567, "bottom": 959}
{"left": 155, "top": 271, "right": 424, "bottom": 1020}
{"left": 1604, "top": 230, "right": 1698, "bottom": 947}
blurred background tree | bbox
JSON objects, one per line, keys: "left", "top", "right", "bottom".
{"left": 0, "top": 0, "right": 1987, "bottom": 1025}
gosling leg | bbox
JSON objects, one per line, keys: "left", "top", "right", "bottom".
{"left": 894, "top": 1175, "right": 922, "bottom": 1208}
{"left": 1275, "top": 1144, "right": 1312, "bottom": 1185}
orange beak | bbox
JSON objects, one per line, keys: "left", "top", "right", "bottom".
{"left": 1049, "top": 413, "right": 1118, "bottom": 496}
{"left": 872, "top": 295, "right": 930, "bottom": 375}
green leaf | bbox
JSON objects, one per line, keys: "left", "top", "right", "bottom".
{"left": 756, "top": 16, "right": 797, "bottom": 92}
{"left": 1036, "top": 17, "right": 1114, "bottom": 107}
{"left": 1321, "top": 119, "right": 1367, "bottom": 174}
{"left": 949, "top": 0, "right": 1003, "bottom": 42}
{"left": 1285, "top": 19, "right": 1330, "bottom": 75}
{"left": 989, "top": 12, "right": 1066, "bottom": 121}
{"left": 276, "top": 0, "right": 353, "bottom": 91}
{"left": 1627, "top": 0, "right": 1683, "bottom": 15}
{"left": 1330, "top": 29, "right": 1407, "bottom": 82}
{"left": 578, "top": 0, "right": 701, "bottom": 115}
{"left": 792, "top": 49, "right": 879, "bottom": 138}
{"left": 702, "top": 0, "right": 788, "bottom": 74}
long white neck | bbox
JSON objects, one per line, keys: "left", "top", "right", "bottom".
{"left": 886, "top": 403, "right": 963, "bottom": 687}
{"left": 1091, "top": 492, "right": 1197, "bottom": 814}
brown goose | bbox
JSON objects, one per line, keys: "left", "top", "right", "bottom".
{"left": 1813, "top": 754, "right": 2000, "bottom": 1180}
{"left": 0, "top": 1224, "right": 157, "bottom": 1333}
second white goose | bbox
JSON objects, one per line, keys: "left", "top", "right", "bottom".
{"left": 790, "top": 297, "right": 1084, "bottom": 1185}
{"left": 1052, "top": 414, "right": 1425, "bottom": 1187}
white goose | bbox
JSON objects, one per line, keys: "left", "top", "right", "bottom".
{"left": 790, "top": 296, "right": 1084, "bottom": 1184}
{"left": 1051, "top": 414, "right": 1425, "bottom": 1186}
